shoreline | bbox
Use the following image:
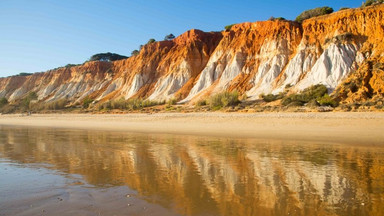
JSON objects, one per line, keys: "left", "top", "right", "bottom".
{"left": 1, "top": 112, "right": 384, "bottom": 145}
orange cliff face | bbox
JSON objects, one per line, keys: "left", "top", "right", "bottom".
{"left": 0, "top": 61, "right": 113, "bottom": 104}
{"left": 106, "top": 29, "right": 223, "bottom": 101}
{"left": 0, "top": 4, "right": 383, "bottom": 105}
{"left": 181, "top": 21, "right": 303, "bottom": 102}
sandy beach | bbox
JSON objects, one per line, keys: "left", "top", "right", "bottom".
{"left": 0, "top": 112, "right": 384, "bottom": 145}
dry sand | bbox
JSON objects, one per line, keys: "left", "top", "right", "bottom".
{"left": 0, "top": 112, "right": 384, "bottom": 145}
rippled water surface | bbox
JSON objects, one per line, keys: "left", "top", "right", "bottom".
{"left": 1, "top": 125, "right": 384, "bottom": 216}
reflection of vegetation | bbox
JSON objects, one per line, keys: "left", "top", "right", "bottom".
{"left": 296, "top": 147, "right": 332, "bottom": 166}
{"left": 197, "top": 139, "right": 243, "bottom": 158}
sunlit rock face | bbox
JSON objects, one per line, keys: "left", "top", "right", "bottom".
{"left": 1, "top": 5, "right": 383, "bottom": 104}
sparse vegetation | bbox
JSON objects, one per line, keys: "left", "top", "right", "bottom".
{"left": 17, "top": 72, "right": 33, "bottom": 76}
{"left": 64, "top": 64, "right": 80, "bottom": 68}
{"left": 269, "top": 16, "right": 286, "bottom": 21}
{"left": 22, "top": 92, "right": 38, "bottom": 109}
{"left": 0, "top": 97, "right": 8, "bottom": 108}
{"left": 324, "top": 32, "right": 354, "bottom": 44}
{"left": 260, "top": 93, "right": 285, "bottom": 102}
{"left": 280, "top": 84, "right": 338, "bottom": 107}
{"left": 167, "top": 98, "right": 178, "bottom": 106}
{"left": 318, "top": 94, "right": 338, "bottom": 107}
{"left": 44, "top": 99, "right": 68, "bottom": 110}
{"left": 195, "top": 100, "right": 207, "bottom": 107}
{"left": 295, "top": 6, "right": 334, "bottom": 23}
{"left": 82, "top": 96, "right": 94, "bottom": 109}
{"left": 147, "top": 38, "right": 156, "bottom": 44}
{"left": 306, "top": 99, "right": 320, "bottom": 108}
{"left": 98, "top": 98, "right": 165, "bottom": 111}
{"left": 208, "top": 91, "right": 240, "bottom": 110}
{"left": 362, "top": 0, "right": 384, "bottom": 7}
{"left": 164, "top": 33, "right": 175, "bottom": 40}
{"left": 131, "top": 50, "right": 140, "bottom": 56}
{"left": 335, "top": 32, "right": 353, "bottom": 42}
{"left": 224, "top": 24, "right": 236, "bottom": 31}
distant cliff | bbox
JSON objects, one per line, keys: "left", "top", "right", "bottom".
{"left": 1, "top": 5, "right": 383, "bottom": 110}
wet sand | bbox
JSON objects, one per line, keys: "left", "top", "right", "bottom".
{"left": 1, "top": 116, "right": 384, "bottom": 215}
{"left": 1, "top": 112, "right": 384, "bottom": 145}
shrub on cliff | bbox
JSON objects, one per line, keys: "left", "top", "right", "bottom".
{"left": 82, "top": 96, "right": 93, "bottom": 109}
{"left": 65, "top": 64, "right": 80, "bottom": 68}
{"left": 99, "top": 98, "right": 165, "bottom": 111}
{"left": 208, "top": 91, "right": 240, "bottom": 110}
{"left": 268, "top": 16, "right": 286, "bottom": 21}
{"left": 89, "top": 52, "right": 128, "bottom": 62}
{"left": 224, "top": 24, "right": 235, "bottom": 31}
{"left": 295, "top": 6, "right": 334, "bottom": 23}
{"left": 44, "top": 99, "right": 68, "bottom": 110}
{"left": 281, "top": 84, "right": 337, "bottom": 107}
{"left": 164, "top": 34, "right": 175, "bottom": 40}
{"left": 131, "top": 50, "right": 139, "bottom": 56}
{"left": 167, "top": 98, "right": 178, "bottom": 106}
{"left": 22, "top": 92, "right": 38, "bottom": 109}
{"left": 125, "top": 98, "right": 164, "bottom": 110}
{"left": 0, "top": 97, "right": 8, "bottom": 108}
{"left": 300, "top": 84, "right": 329, "bottom": 100}
{"left": 260, "top": 93, "right": 285, "bottom": 102}
{"left": 17, "top": 72, "right": 33, "bottom": 76}
{"left": 147, "top": 38, "right": 156, "bottom": 44}
{"left": 363, "top": 0, "right": 384, "bottom": 7}
{"left": 195, "top": 100, "right": 207, "bottom": 107}
{"left": 318, "top": 94, "right": 338, "bottom": 107}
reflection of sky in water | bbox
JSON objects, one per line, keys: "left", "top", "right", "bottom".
{"left": 0, "top": 125, "right": 384, "bottom": 216}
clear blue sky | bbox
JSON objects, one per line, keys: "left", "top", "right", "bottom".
{"left": 0, "top": 0, "right": 362, "bottom": 77}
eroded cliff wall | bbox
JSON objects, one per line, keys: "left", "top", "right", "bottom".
{"left": 1, "top": 5, "right": 383, "bottom": 105}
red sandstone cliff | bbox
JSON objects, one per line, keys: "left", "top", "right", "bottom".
{"left": 0, "top": 4, "right": 383, "bottom": 107}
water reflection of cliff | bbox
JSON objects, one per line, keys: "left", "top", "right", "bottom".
{"left": 0, "top": 126, "right": 383, "bottom": 216}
